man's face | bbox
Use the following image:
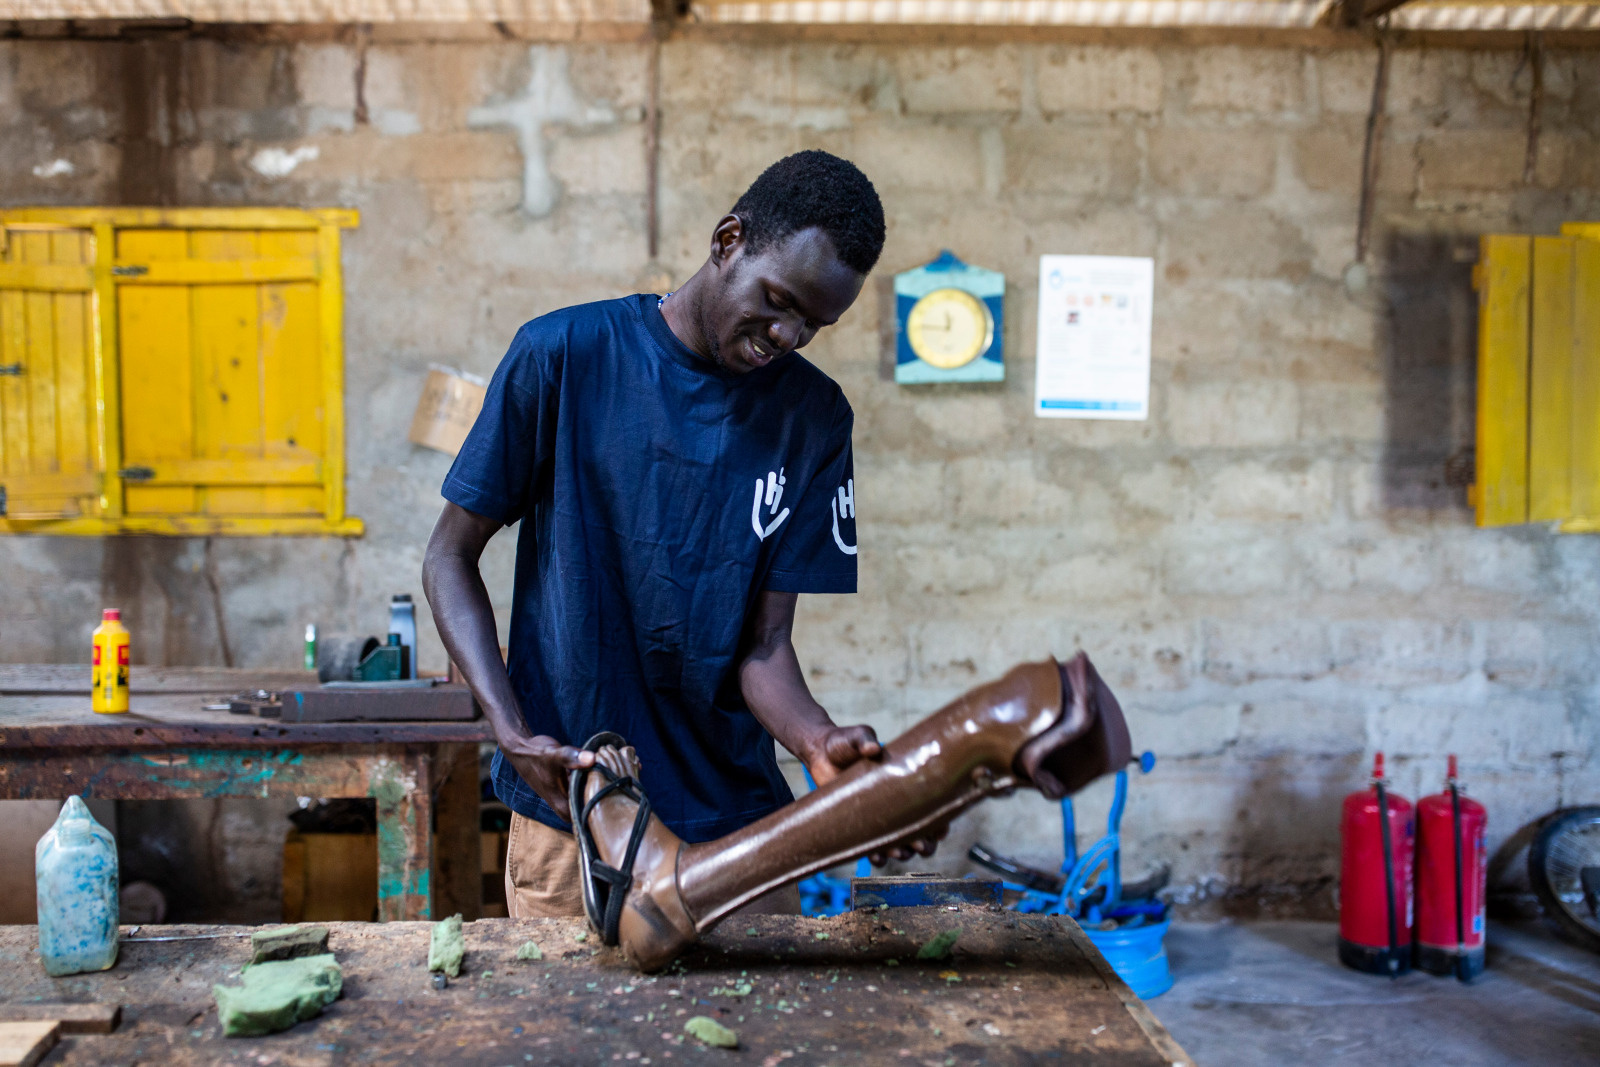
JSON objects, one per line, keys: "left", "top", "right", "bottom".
{"left": 697, "top": 221, "right": 866, "bottom": 375}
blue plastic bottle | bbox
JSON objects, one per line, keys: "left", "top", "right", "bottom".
{"left": 35, "top": 796, "right": 119, "bottom": 976}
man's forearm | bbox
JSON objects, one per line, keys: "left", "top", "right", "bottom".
{"left": 738, "top": 590, "right": 881, "bottom": 786}
{"left": 740, "top": 638, "right": 835, "bottom": 766}
{"left": 423, "top": 502, "right": 595, "bottom": 813}
{"left": 421, "top": 516, "right": 529, "bottom": 748}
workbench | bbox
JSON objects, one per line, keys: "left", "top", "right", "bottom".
{"left": 0, "top": 909, "right": 1192, "bottom": 1065}
{"left": 0, "top": 666, "right": 494, "bottom": 921}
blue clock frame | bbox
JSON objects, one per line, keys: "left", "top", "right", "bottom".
{"left": 894, "top": 250, "right": 1005, "bottom": 384}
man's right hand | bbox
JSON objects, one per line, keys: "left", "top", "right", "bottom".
{"left": 500, "top": 734, "right": 597, "bottom": 815}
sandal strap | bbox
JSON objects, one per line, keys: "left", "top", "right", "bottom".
{"left": 568, "top": 733, "right": 655, "bottom": 947}
{"left": 580, "top": 775, "right": 653, "bottom": 945}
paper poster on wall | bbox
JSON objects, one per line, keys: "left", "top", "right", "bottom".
{"left": 1034, "top": 255, "right": 1154, "bottom": 420}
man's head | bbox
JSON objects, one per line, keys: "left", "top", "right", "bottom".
{"left": 692, "top": 151, "right": 885, "bottom": 375}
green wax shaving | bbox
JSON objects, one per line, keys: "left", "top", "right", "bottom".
{"left": 515, "top": 940, "right": 543, "bottom": 961}
{"left": 213, "top": 954, "right": 343, "bottom": 1037}
{"left": 249, "top": 924, "right": 330, "bottom": 964}
{"left": 916, "top": 928, "right": 962, "bottom": 961}
{"left": 684, "top": 1016, "right": 739, "bottom": 1048}
{"left": 429, "top": 913, "right": 465, "bottom": 977}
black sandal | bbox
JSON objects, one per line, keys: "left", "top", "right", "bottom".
{"left": 569, "top": 731, "right": 654, "bottom": 946}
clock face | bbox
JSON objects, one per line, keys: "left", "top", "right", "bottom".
{"left": 906, "top": 287, "right": 994, "bottom": 370}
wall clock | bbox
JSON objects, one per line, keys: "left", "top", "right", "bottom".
{"left": 894, "top": 250, "right": 1004, "bottom": 384}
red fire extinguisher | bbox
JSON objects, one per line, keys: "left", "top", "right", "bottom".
{"left": 1415, "top": 754, "right": 1487, "bottom": 980}
{"left": 1339, "top": 752, "right": 1414, "bottom": 975}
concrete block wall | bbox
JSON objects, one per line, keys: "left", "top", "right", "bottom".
{"left": 1, "top": 31, "right": 1597, "bottom": 916}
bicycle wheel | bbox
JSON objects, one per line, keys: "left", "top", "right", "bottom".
{"left": 1528, "top": 806, "right": 1600, "bottom": 953}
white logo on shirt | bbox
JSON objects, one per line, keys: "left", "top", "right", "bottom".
{"left": 752, "top": 468, "right": 791, "bottom": 541}
{"left": 831, "top": 478, "right": 857, "bottom": 556}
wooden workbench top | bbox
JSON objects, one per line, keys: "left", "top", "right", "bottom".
{"left": 0, "top": 910, "right": 1190, "bottom": 1066}
{"left": 0, "top": 666, "right": 494, "bottom": 748}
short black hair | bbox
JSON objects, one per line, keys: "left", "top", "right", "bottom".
{"left": 731, "top": 151, "right": 886, "bottom": 276}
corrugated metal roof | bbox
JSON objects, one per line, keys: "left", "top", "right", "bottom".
{"left": 0, "top": 0, "right": 649, "bottom": 20}
{"left": 1395, "top": 0, "right": 1600, "bottom": 28}
{"left": 692, "top": 0, "right": 1600, "bottom": 27}
{"left": 1, "top": 0, "right": 1594, "bottom": 26}
{"left": 695, "top": 0, "right": 1331, "bottom": 25}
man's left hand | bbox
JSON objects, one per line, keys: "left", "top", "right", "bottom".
{"left": 803, "top": 723, "right": 882, "bottom": 787}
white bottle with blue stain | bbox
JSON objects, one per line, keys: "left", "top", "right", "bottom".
{"left": 36, "top": 796, "right": 119, "bottom": 976}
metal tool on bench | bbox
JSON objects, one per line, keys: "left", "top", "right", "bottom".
{"left": 314, "top": 595, "right": 422, "bottom": 684}
{"left": 318, "top": 633, "right": 409, "bottom": 683}
{"left": 969, "top": 750, "right": 1174, "bottom": 998}
{"left": 197, "top": 595, "right": 475, "bottom": 723}
{"left": 204, "top": 689, "right": 284, "bottom": 718}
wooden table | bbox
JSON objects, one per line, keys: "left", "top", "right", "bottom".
{"left": 0, "top": 666, "right": 495, "bottom": 921}
{"left": 0, "top": 909, "right": 1193, "bottom": 1065}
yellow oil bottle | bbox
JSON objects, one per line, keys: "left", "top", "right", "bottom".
{"left": 91, "top": 609, "right": 130, "bottom": 714}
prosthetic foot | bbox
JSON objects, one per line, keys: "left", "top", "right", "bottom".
{"left": 570, "top": 652, "right": 1131, "bottom": 972}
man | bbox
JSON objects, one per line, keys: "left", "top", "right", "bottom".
{"left": 423, "top": 151, "right": 934, "bottom": 919}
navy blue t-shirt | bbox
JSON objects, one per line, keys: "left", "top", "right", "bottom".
{"left": 441, "top": 294, "right": 859, "bottom": 843}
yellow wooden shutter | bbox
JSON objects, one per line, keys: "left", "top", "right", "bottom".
{"left": 1473, "top": 226, "right": 1600, "bottom": 532}
{"left": 0, "top": 208, "right": 360, "bottom": 537}
{"left": 0, "top": 226, "right": 101, "bottom": 521}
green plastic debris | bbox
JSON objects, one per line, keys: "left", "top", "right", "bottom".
{"left": 575, "top": 931, "right": 589, "bottom": 943}
{"left": 813, "top": 932, "right": 830, "bottom": 941}
{"left": 684, "top": 1016, "right": 738, "bottom": 1049}
{"left": 745, "top": 928, "right": 760, "bottom": 937}
{"left": 249, "top": 924, "right": 329, "bottom": 965}
{"left": 709, "top": 982, "right": 753, "bottom": 997}
{"left": 916, "top": 929, "right": 961, "bottom": 961}
{"left": 429, "top": 913, "right": 465, "bottom": 977}
{"left": 213, "top": 954, "right": 342, "bottom": 1037}
{"left": 516, "top": 940, "right": 543, "bottom": 961}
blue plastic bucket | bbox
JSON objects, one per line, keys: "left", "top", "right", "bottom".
{"left": 1084, "top": 917, "right": 1174, "bottom": 1000}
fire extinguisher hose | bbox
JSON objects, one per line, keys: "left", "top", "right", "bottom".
{"left": 1451, "top": 782, "right": 1468, "bottom": 982}
{"left": 1376, "top": 781, "right": 1399, "bottom": 976}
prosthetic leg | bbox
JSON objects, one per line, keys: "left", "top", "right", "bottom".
{"left": 569, "top": 653, "right": 1131, "bottom": 973}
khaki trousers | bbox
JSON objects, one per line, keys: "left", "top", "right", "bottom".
{"left": 504, "top": 812, "right": 802, "bottom": 920}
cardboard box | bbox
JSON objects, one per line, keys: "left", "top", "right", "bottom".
{"left": 481, "top": 829, "right": 509, "bottom": 918}
{"left": 408, "top": 368, "right": 487, "bottom": 457}
{"left": 282, "top": 831, "right": 378, "bottom": 923}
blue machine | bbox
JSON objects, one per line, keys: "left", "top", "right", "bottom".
{"left": 1012, "top": 751, "right": 1157, "bottom": 920}
{"left": 973, "top": 751, "right": 1174, "bottom": 998}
